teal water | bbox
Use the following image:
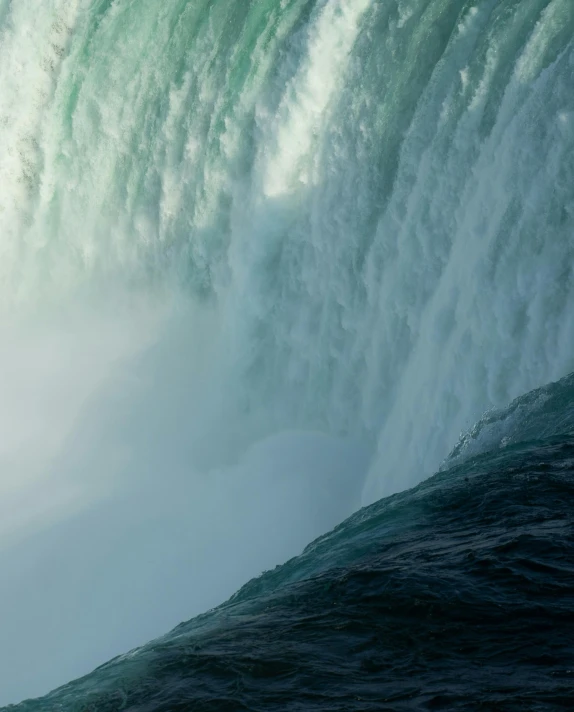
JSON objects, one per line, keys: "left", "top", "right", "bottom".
{"left": 0, "top": 0, "right": 573, "bottom": 704}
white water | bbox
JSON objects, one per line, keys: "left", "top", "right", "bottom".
{"left": 0, "top": 0, "right": 573, "bottom": 704}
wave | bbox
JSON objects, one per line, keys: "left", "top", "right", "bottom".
{"left": 5, "top": 371, "right": 574, "bottom": 710}
{"left": 444, "top": 371, "right": 574, "bottom": 469}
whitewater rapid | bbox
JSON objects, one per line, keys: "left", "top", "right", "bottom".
{"left": 0, "top": 0, "right": 573, "bottom": 704}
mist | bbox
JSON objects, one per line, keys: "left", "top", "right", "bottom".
{"left": 0, "top": 296, "right": 369, "bottom": 706}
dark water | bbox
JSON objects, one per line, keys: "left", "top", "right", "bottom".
{"left": 7, "top": 377, "right": 574, "bottom": 711}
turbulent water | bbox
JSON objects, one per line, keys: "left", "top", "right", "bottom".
{"left": 0, "top": 0, "right": 573, "bottom": 707}
{"left": 5, "top": 374, "right": 574, "bottom": 710}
